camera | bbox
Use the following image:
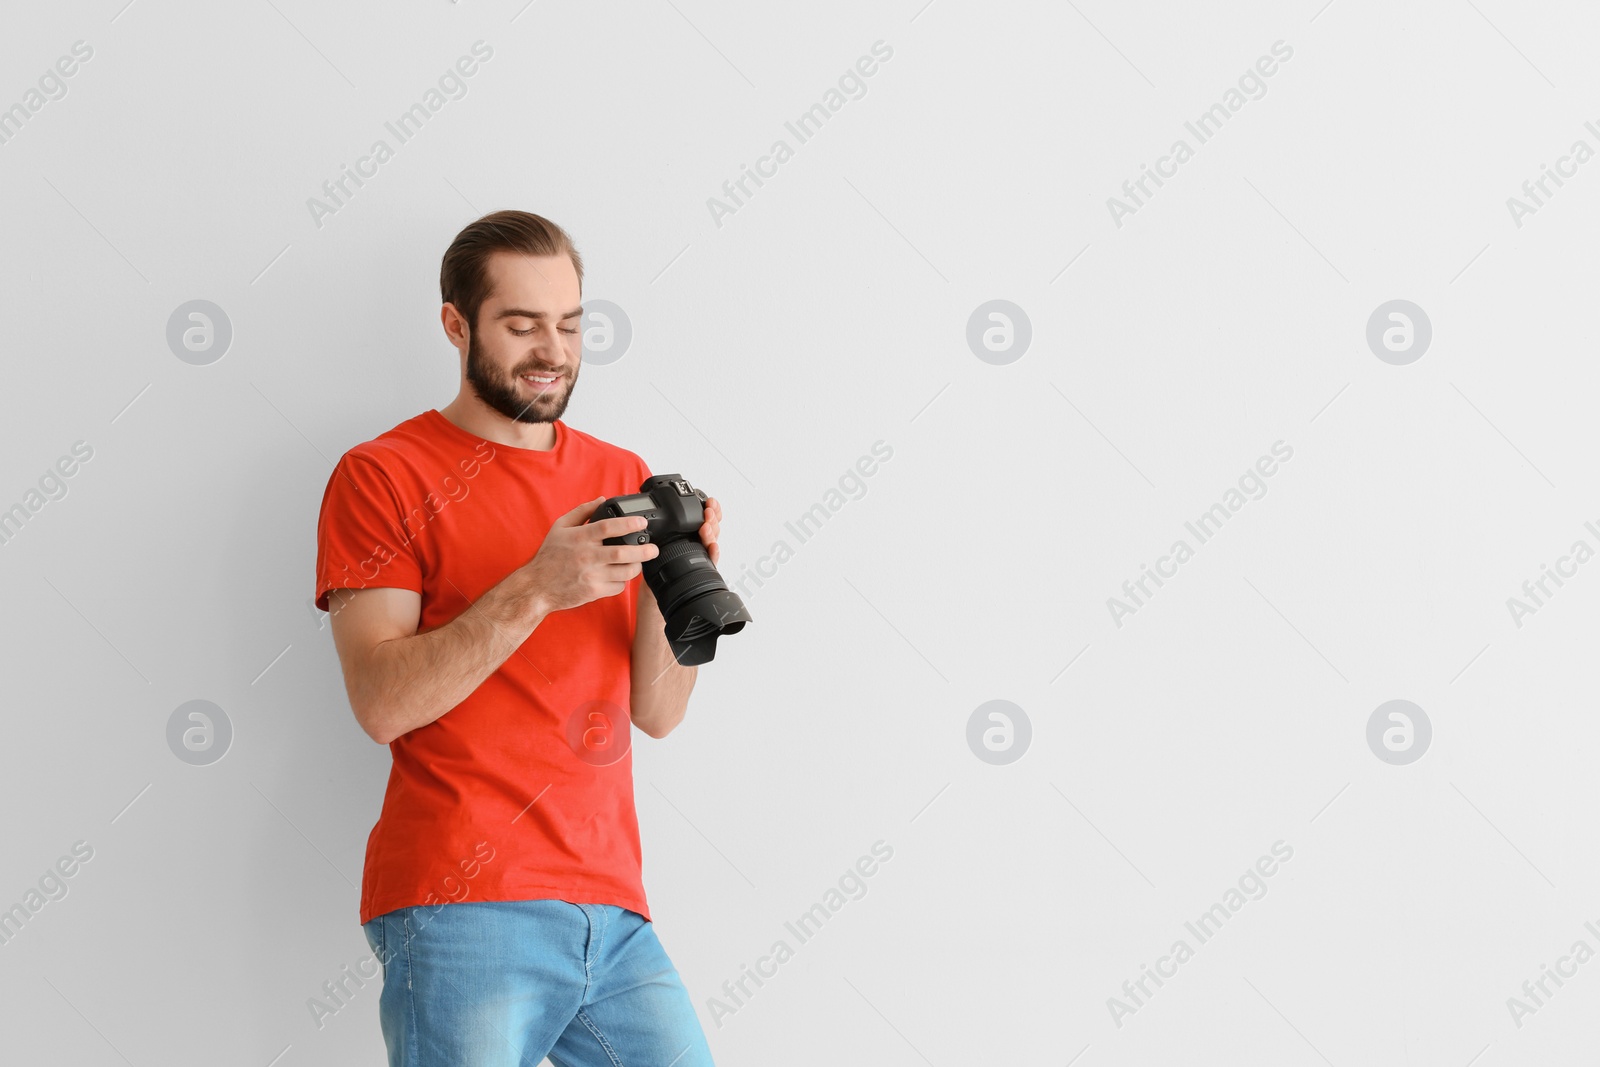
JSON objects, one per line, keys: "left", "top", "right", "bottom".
{"left": 588, "top": 474, "right": 751, "bottom": 666}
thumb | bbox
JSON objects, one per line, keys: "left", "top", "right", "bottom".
{"left": 556, "top": 495, "right": 609, "bottom": 526}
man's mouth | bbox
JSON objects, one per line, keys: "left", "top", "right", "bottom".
{"left": 520, "top": 371, "right": 564, "bottom": 392}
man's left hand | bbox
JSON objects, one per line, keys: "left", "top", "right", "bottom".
{"left": 698, "top": 496, "right": 722, "bottom": 567}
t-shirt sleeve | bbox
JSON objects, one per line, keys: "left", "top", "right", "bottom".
{"left": 314, "top": 452, "right": 424, "bottom": 612}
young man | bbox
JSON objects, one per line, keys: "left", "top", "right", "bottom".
{"left": 314, "top": 210, "right": 719, "bottom": 1066}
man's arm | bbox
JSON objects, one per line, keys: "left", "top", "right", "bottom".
{"left": 327, "top": 580, "right": 545, "bottom": 745}
{"left": 629, "top": 495, "right": 721, "bottom": 738}
{"left": 328, "top": 496, "right": 658, "bottom": 744}
{"left": 629, "top": 585, "right": 698, "bottom": 738}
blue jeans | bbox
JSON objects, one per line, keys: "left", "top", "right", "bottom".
{"left": 361, "top": 899, "right": 715, "bottom": 1067}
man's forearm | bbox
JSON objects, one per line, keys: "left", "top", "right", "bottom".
{"left": 357, "top": 570, "right": 549, "bottom": 743}
{"left": 630, "top": 585, "right": 697, "bottom": 738}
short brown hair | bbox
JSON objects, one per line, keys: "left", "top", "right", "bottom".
{"left": 439, "top": 210, "right": 584, "bottom": 332}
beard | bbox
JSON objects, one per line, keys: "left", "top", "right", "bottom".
{"left": 464, "top": 329, "right": 579, "bottom": 425}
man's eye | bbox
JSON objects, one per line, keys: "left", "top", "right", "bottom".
{"left": 559, "top": 327, "right": 578, "bottom": 335}
{"left": 510, "top": 327, "right": 534, "bottom": 336}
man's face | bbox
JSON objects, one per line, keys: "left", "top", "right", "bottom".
{"left": 462, "top": 251, "right": 583, "bottom": 425}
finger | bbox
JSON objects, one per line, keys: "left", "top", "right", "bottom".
{"left": 584, "top": 515, "right": 651, "bottom": 540}
{"left": 600, "top": 561, "right": 644, "bottom": 582}
{"left": 596, "top": 542, "right": 659, "bottom": 564}
{"left": 556, "top": 495, "right": 610, "bottom": 527}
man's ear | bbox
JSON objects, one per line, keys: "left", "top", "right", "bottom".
{"left": 440, "top": 303, "right": 470, "bottom": 349}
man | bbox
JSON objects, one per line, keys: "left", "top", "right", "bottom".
{"left": 314, "top": 210, "right": 719, "bottom": 1066}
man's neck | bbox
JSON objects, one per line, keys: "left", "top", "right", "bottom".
{"left": 438, "top": 393, "right": 557, "bottom": 451}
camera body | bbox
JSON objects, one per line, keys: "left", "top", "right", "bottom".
{"left": 591, "top": 474, "right": 710, "bottom": 551}
{"left": 588, "top": 474, "right": 751, "bottom": 665}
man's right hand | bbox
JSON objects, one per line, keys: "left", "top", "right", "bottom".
{"left": 521, "top": 496, "right": 661, "bottom": 614}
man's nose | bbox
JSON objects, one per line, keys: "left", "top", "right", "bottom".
{"left": 528, "top": 326, "right": 564, "bottom": 358}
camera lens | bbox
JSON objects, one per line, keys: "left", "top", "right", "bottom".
{"left": 644, "top": 540, "right": 751, "bottom": 665}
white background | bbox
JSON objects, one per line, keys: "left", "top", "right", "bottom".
{"left": 2, "top": 1, "right": 1598, "bottom": 1064}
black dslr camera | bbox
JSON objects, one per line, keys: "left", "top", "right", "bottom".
{"left": 588, "top": 474, "right": 751, "bottom": 666}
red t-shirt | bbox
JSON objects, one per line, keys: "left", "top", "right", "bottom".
{"left": 314, "top": 409, "right": 654, "bottom": 925}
